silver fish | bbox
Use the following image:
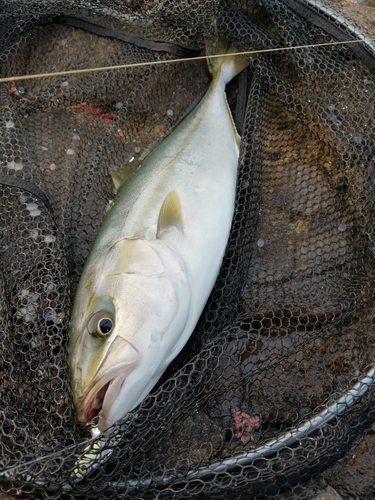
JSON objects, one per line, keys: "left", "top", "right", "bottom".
{"left": 69, "top": 40, "right": 249, "bottom": 432}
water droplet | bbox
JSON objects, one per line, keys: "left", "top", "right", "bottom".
{"left": 5, "top": 121, "right": 15, "bottom": 128}
{"left": 338, "top": 222, "right": 347, "bottom": 232}
{"left": 60, "top": 81, "right": 69, "bottom": 88}
{"left": 166, "top": 109, "right": 174, "bottom": 117}
{"left": 29, "top": 209, "right": 41, "bottom": 217}
{"left": 40, "top": 146, "right": 48, "bottom": 151}
{"left": 257, "top": 238, "right": 265, "bottom": 248}
{"left": 73, "top": 134, "right": 80, "bottom": 141}
{"left": 44, "top": 234, "right": 56, "bottom": 243}
{"left": 29, "top": 229, "right": 39, "bottom": 239}
{"left": 30, "top": 335, "right": 43, "bottom": 349}
{"left": 49, "top": 163, "right": 56, "bottom": 171}
{"left": 7, "top": 160, "right": 23, "bottom": 170}
{"left": 134, "top": 146, "right": 141, "bottom": 153}
{"left": 242, "top": 180, "right": 249, "bottom": 189}
{"left": 44, "top": 308, "right": 64, "bottom": 325}
{"left": 26, "top": 202, "right": 38, "bottom": 210}
{"left": 66, "top": 148, "right": 74, "bottom": 155}
{"left": 327, "top": 113, "right": 342, "bottom": 127}
{"left": 26, "top": 202, "right": 38, "bottom": 211}
{"left": 30, "top": 293, "right": 40, "bottom": 303}
{"left": 115, "top": 102, "right": 123, "bottom": 109}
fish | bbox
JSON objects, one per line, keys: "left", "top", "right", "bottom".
{"left": 68, "top": 40, "right": 250, "bottom": 433}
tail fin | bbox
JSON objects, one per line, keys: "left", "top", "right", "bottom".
{"left": 205, "top": 38, "right": 251, "bottom": 86}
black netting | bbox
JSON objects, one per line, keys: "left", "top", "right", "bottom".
{"left": 1, "top": 0, "right": 375, "bottom": 498}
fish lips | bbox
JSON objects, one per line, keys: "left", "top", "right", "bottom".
{"left": 77, "top": 363, "right": 137, "bottom": 426}
{"left": 76, "top": 337, "right": 139, "bottom": 427}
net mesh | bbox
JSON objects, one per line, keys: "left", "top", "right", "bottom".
{"left": 1, "top": 0, "right": 375, "bottom": 498}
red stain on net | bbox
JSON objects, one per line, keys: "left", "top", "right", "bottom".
{"left": 72, "top": 103, "right": 115, "bottom": 122}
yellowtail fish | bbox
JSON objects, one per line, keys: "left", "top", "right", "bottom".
{"left": 68, "top": 40, "right": 249, "bottom": 433}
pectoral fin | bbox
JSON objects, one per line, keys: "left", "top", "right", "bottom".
{"left": 157, "top": 190, "right": 183, "bottom": 237}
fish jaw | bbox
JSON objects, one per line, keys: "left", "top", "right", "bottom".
{"left": 77, "top": 368, "right": 136, "bottom": 424}
{"left": 74, "top": 341, "right": 139, "bottom": 424}
{"left": 96, "top": 343, "right": 175, "bottom": 431}
{"left": 83, "top": 380, "right": 110, "bottom": 422}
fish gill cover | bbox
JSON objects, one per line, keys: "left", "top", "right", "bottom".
{"left": 0, "top": 0, "right": 375, "bottom": 498}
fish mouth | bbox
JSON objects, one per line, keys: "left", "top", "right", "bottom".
{"left": 75, "top": 336, "right": 140, "bottom": 428}
{"left": 83, "top": 379, "right": 112, "bottom": 423}
{"left": 78, "top": 370, "right": 129, "bottom": 425}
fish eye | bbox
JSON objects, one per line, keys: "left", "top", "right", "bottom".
{"left": 97, "top": 318, "right": 113, "bottom": 336}
{"left": 87, "top": 311, "right": 114, "bottom": 338}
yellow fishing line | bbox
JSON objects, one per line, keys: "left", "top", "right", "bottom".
{"left": 0, "top": 38, "right": 373, "bottom": 83}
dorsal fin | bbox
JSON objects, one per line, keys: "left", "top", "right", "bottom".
{"left": 157, "top": 190, "right": 183, "bottom": 237}
{"left": 109, "top": 141, "right": 159, "bottom": 192}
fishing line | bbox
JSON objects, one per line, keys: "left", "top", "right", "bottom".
{"left": 0, "top": 440, "right": 91, "bottom": 476}
{"left": 0, "top": 37, "right": 374, "bottom": 83}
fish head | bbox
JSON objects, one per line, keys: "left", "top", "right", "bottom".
{"left": 68, "top": 237, "right": 190, "bottom": 431}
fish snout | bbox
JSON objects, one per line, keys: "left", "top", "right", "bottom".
{"left": 74, "top": 337, "right": 140, "bottom": 425}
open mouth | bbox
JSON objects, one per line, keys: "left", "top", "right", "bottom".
{"left": 83, "top": 380, "right": 111, "bottom": 422}
{"left": 80, "top": 370, "right": 131, "bottom": 424}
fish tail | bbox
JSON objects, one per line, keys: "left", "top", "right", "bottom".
{"left": 205, "top": 38, "right": 250, "bottom": 85}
